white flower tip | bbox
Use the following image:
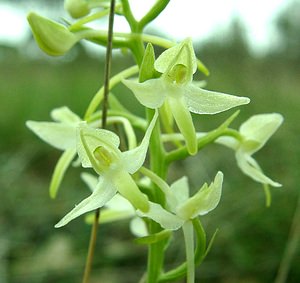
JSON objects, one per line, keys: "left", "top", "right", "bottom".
{"left": 54, "top": 221, "right": 64, "bottom": 228}
{"left": 215, "top": 171, "right": 224, "bottom": 183}
{"left": 25, "top": 120, "right": 34, "bottom": 129}
{"left": 244, "top": 97, "right": 251, "bottom": 104}
{"left": 271, "top": 181, "right": 282, "bottom": 188}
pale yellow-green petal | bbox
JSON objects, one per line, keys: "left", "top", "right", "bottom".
{"left": 122, "top": 78, "right": 166, "bottom": 109}
{"left": 55, "top": 177, "right": 117, "bottom": 227}
{"left": 122, "top": 110, "right": 158, "bottom": 174}
{"left": 167, "top": 96, "right": 197, "bottom": 155}
{"left": 185, "top": 84, "right": 250, "bottom": 114}
{"left": 236, "top": 151, "right": 282, "bottom": 187}
{"left": 170, "top": 176, "right": 189, "bottom": 205}
{"left": 177, "top": 172, "right": 223, "bottom": 219}
{"left": 137, "top": 201, "right": 184, "bottom": 230}
{"left": 50, "top": 148, "right": 76, "bottom": 198}
{"left": 26, "top": 121, "right": 76, "bottom": 150}
{"left": 113, "top": 170, "right": 149, "bottom": 212}
{"left": 239, "top": 113, "right": 283, "bottom": 154}
{"left": 51, "top": 106, "right": 81, "bottom": 123}
{"left": 155, "top": 38, "right": 197, "bottom": 75}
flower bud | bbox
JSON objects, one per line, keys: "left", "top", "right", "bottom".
{"left": 27, "top": 12, "right": 79, "bottom": 56}
{"left": 64, "top": 0, "right": 90, "bottom": 19}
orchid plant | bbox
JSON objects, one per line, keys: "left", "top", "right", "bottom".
{"left": 26, "top": 1, "right": 283, "bottom": 282}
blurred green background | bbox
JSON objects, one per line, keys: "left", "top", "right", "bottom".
{"left": 1, "top": 1, "right": 300, "bottom": 283}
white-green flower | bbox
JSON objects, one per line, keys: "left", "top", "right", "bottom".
{"left": 26, "top": 107, "right": 81, "bottom": 198}
{"left": 123, "top": 39, "right": 250, "bottom": 155}
{"left": 138, "top": 171, "right": 223, "bottom": 230}
{"left": 217, "top": 113, "right": 283, "bottom": 187}
{"left": 55, "top": 110, "right": 158, "bottom": 228}
{"left": 138, "top": 172, "right": 223, "bottom": 283}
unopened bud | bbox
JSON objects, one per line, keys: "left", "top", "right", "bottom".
{"left": 64, "top": 0, "right": 90, "bottom": 19}
{"left": 27, "top": 12, "right": 78, "bottom": 56}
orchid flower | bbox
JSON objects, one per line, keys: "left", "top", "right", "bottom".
{"left": 138, "top": 172, "right": 223, "bottom": 283}
{"left": 217, "top": 113, "right": 283, "bottom": 187}
{"left": 26, "top": 107, "right": 81, "bottom": 198}
{"left": 123, "top": 38, "right": 250, "bottom": 155}
{"left": 55, "top": 110, "right": 158, "bottom": 228}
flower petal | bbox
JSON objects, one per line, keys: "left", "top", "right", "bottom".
{"left": 122, "top": 79, "right": 166, "bottom": 109}
{"left": 239, "top": 113, "right": 283, "bottom": 154}
{"left": 170, "top": 176, "right": 189, "bottom": 205}
{"left": 122, "top": 110, "right": 158, "bottom": 174}
{"left": 236, "top": 151, "right": 282, "bottom": 187}
{"left": 112, "top": 170, "right": 149, "bottom": 212}
{"left": 130, "top": 217, "right": 148, "bottom": 237}
{"left": 137, "top": 201, "right": 184, "bottom": 230}
{"left": 50, "top": 148, "right": 77, "bottom": 198}
{"left": 26, "top": 121, "right": 76, "bottom": 150}
{"left": 155, "top": 38, "right": 197, "bottom": 75}
{"left": 185, "top": 84, "right": 250, "bottom": 114}
{"left": 51, "top": 106, "right": 81, "bottom": 123}
{"left": 84, "top": 193, "right": 135, "bottom": 224}
{"left": 215, "top": 136, "right": 240, "bottom": 150}
{"left": 55, "top": 177, "right": 117, "bottom": 227}
{"left": 177, "top": 172, "right": 223, "bottom": 219}
{"left": 167, "top": 96, "right": 197, "bottom": 155}
{"left": 81, "top": 172, "right": 98, "bottom": 192}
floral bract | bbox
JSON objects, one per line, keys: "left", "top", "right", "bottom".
{"left": 123, "top": 39, "right": 250, "bottom": 155}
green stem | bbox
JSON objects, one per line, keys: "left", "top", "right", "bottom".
{"left": 138, "top": 0, "right": 171, "bottom": 30}
{"left": 146, "top": 109, "right": 168, "bottom": 283}
{"left": 119, "top": 2, "right": 173, "bottom": 279}
{"left": 82, "top": 209, "right": 100, "bottom": 283}
{"left": 69, "top": 10, "right": 110, "bottom": 31}
{"left": 121, "top": 0, "right": 138, "bottom": 31}
{"left": 102, "top": 0, "right": 116, "bottom": 128}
